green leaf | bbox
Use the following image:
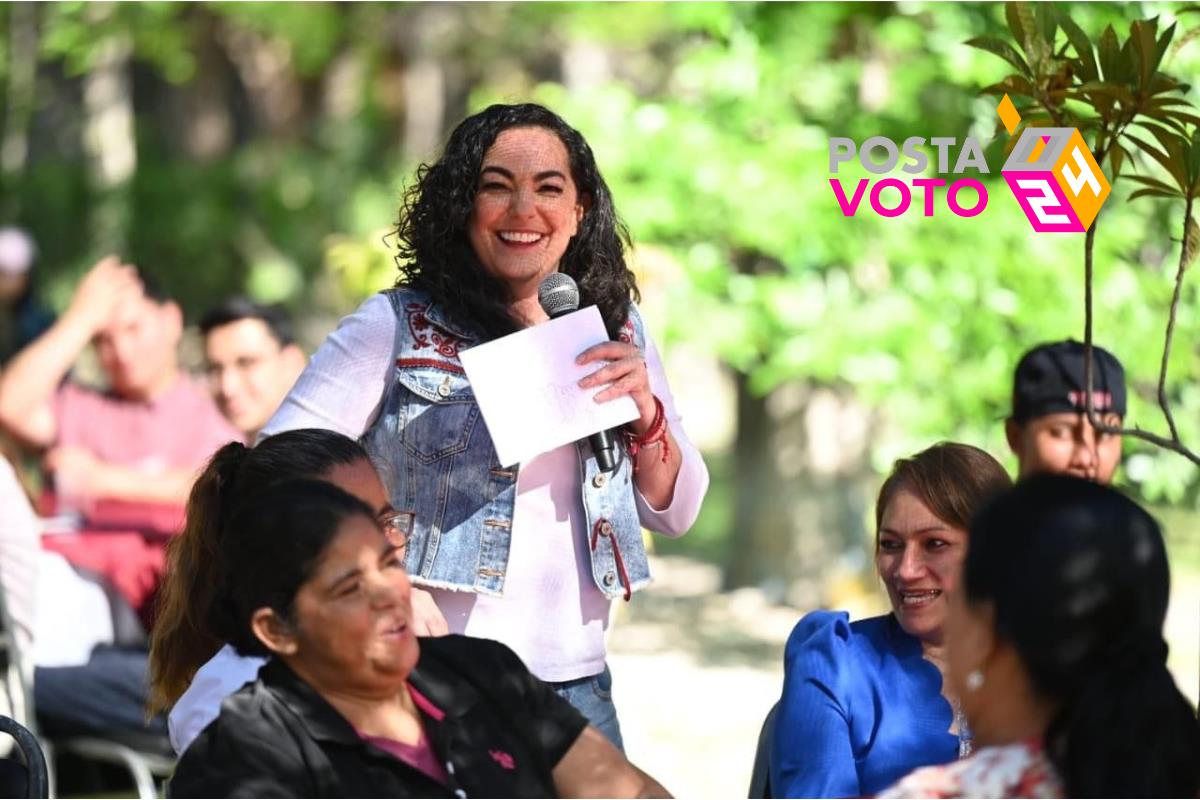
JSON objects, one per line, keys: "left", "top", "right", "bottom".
{"left": 1147, "top": 74, "right": 1186, "bottom": 96}
{"left": 1005, "top": 2, "right": 1026, "bottom": 52}
{"left": 1017, "top": 2, "right": 1049, "bottom": 69}
{"left": 1142, "top": 112, "right": 1197, "bottom": 141}
{"left": 1068, "top": 81, "right": 1133, "bottom": 124}
{"left": 1147, "top": 125, "right": 1190, "bottom": 167}
{"left": 1073, "top": 88, "right": 1116, "bottom": 120}
{"left": 1016, "top": 116, "right": 1054, "bottom": 133}
{"left": 1129, "top": 187, "right": 1181, "bottom": 200}
{"left": 1073, "top": 80, "right": 1135, "bottom": 105}
{"left": 1138, "top": 122, "right": 1182, "bottom": 150}
{"left": 1129, "top": 18, "right": 1161, "bottom": 90}
{"left": 1140, "top": 108, "right": 1200, "bottom": 139}
{"left": 1162, "top": 109, "right": 1200, "bottom": 129}
{"left": 965, "top": 36, "right": 1031, "bottom": 76}
{"left": 1125, "top": 132, "right": 1188, "bottom": 189}
{"left": 1154, "top": 22, "right": 1177, "bottom": 71}
{"left": 1119, "top": 36, "right": 1137, "bottom": 85}
{"left": 1098, "top": 25, "right": 1122, "bottom": 81}
{"left": 1034, "top": 3, "right": 1057, "bottom": 46}
{"left": 1058, "top": 10, "right": 1098, "bottom": 83}
{"left": 1110, "top": 143, "right": 1126, "bottom": 181}
{"left": 1143, "top": 96, "right": 1193, "bottom": 109}
{"left": 1124, "top": 173, "right": 1181, "bottom": 194}
{"left": 980, "top": 75, "right": 1035, "bottom": 97}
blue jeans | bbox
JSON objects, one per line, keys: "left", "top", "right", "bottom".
{"left": 549, "top": 664, "right": 624, "bottom": 752}
{"left": 34, "top": 645, "right": 167, "bottom": 739}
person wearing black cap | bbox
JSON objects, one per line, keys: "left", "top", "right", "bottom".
{"left": 1005, "top": 340, "right": 1126, "bottom": 484}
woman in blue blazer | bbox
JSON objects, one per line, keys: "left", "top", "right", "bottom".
{"left": 771, "top": 442, "right": 1011, "bottom": 797}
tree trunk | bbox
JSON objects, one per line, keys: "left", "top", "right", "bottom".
{"left": 217, "top": 20, "right": 302, "bottom": 138}
{"left": 400, "top": 5, "right": 450, "bottom": 165}
{"left": 562, "top": 39, "right": 612, "bottom": 95}
{"left": 723, "top": 376, "right": 874, "bottom": 609}
{"left": 175, "top": 11, "right": 234, "bottom": 162}
{"left": 82, "top": 4, "right": 135, "bottom": 254}
{"left": 322, "top": 48, "right": 365, "bottom": 123}
{"left": 724, "top": 372, "right": 792, "bottom": 594}
{"left": 2, "top": 3, "right": 39, "bottom": 217}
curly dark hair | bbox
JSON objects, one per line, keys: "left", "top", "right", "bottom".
{"left": 394, "top": 103, "right": 639, "bottom": 340}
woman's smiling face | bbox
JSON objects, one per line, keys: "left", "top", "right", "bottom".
{"left": 876, "top": 488, "right": 969, "bottom": 647}
{"left": 467, "top": 126, "right": 583, "bottom": 295}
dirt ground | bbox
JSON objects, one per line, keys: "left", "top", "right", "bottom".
{"left": 607, "top": 555, "right": 1200, "bottom": 800}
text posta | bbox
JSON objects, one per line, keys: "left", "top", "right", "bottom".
{"left": 829, "top": 136, "right": 989, "bottom": 218}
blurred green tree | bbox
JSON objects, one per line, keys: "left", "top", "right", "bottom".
{"left": 1, "top": 2, "right": 1195, "bottom": 595}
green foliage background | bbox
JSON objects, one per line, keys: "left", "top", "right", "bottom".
{"left": 2, "top": 2, "right": 1197, "bottom": 577}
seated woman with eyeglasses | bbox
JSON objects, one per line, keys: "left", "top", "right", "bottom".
{"left": 169, "top": 478, "right": 669, "bottom": 798}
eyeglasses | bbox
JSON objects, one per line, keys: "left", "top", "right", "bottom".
{"left": 379, "top": 510, "right": 415, "bottom": 552}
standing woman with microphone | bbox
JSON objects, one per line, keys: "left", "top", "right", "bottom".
{"left": 175, "top": 103, "right": 709, "bottom": 750}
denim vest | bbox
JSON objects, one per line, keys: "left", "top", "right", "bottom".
{"left": 362, "top": 288, "right": 651, "bottom": 600}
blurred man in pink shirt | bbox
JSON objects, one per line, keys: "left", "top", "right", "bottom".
{"left": 0, "top": 256, "right": 238, "bottom": 617}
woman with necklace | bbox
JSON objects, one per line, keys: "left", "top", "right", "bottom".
{"left": 881, "top": 475, "right": 1199, "bottom": 798}
{"left": 771, "top": 442, "right": 1011, "bottom": 798}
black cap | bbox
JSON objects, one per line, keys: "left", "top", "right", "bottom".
{"left": 1011, "top": 340, "right": 1126, "bottom": 423}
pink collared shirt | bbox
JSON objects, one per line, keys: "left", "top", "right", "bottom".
{"left": 55, "top": 373, "right": 239, "bottom": 482}
{"left": 45, "top": 374, "right": 240, "bottom": 616}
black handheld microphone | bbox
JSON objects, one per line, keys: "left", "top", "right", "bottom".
{"left": 538, "top": 272, "right": 619, "bottom": 473}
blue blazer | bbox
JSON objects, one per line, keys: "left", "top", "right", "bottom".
{"left": 770, "top": 611, "right": 958, "bottom": 797}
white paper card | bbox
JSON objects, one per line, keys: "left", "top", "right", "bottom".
{"left": 458, "top": 306, "right": 639, "bottom": 467}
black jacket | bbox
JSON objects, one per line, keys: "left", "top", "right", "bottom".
{"left": 170, "top": 635, "right": 588, "bottom": 798}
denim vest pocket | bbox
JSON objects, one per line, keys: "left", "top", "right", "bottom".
{"left": 394, "top": 368, "right": 480, "bottom": 463}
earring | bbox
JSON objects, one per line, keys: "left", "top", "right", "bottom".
{"left": 965, "top": 669, "right": 985, "bottom": 692}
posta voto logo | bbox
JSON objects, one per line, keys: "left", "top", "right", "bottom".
{"left": 827, "top": 93, "right": 1111, "bottom": 232}
{"left": 995, "top": 93, "right": 1110, "bottom": 232}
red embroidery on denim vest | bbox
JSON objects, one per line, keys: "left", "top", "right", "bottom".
{"left": 405, "top": 302, "right": 467, "bottom": 359}
{"left": 395, "top": 357, "right": 465, "bottom": 375}
{"left": 489, "top": 749, "right": 515, "bottom": 770}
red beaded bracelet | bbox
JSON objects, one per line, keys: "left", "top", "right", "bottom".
{"left": 625, "top": 395, "right": 670, "bottom": 473}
